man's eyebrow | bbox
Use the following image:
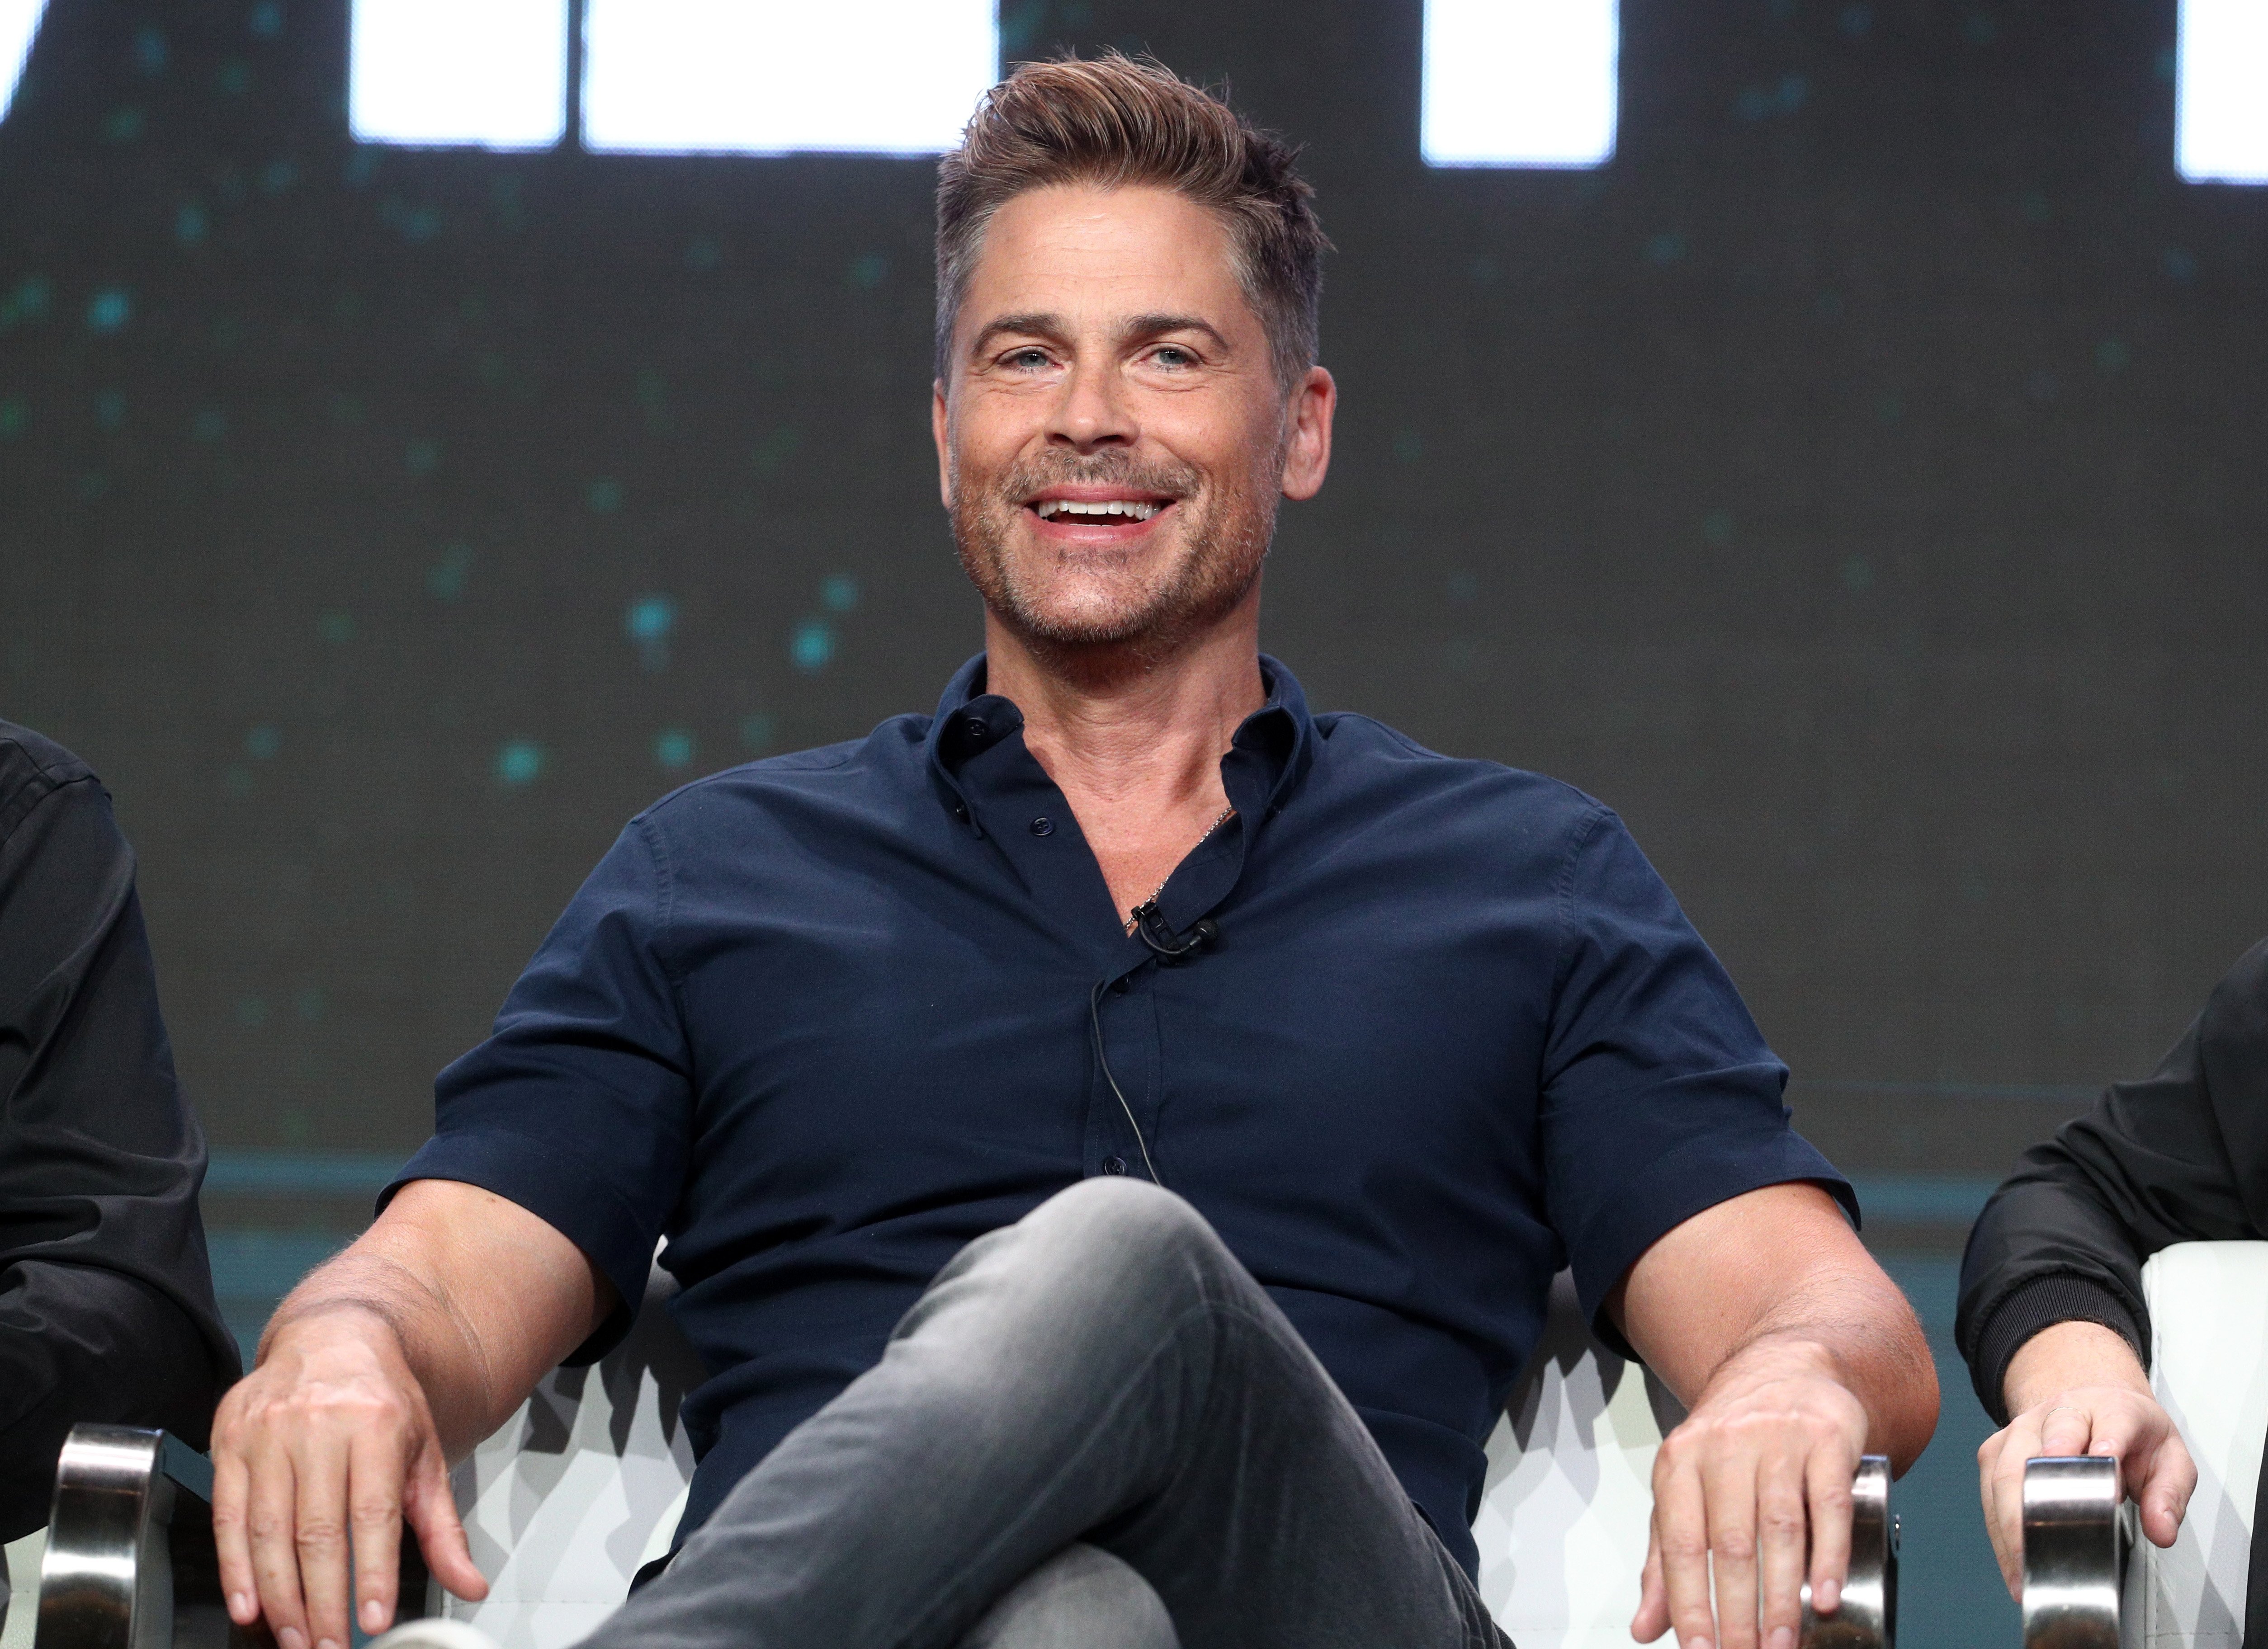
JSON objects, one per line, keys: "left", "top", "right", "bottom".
{"left": 967, "top": 313, "right": 1069, "bottom": 357}
{"left": 965, "top": 312, "right": 1235, "bottom": 358}
{"left": 1121, "top": 314, "right": 1233, "bottom": 353}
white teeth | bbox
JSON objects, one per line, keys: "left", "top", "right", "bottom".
{"left": 1035, "top": 499, "right": 1161, "bottom": 521}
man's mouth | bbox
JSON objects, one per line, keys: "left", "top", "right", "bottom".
{"left": 1032, "top": 498, "right": 1162, "bottom": 523}
{"left": 1023, "top": 490, "right": 1177, "bottom": 540}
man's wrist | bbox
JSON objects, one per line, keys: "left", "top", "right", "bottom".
{"left": 257, "top": 1294, "right": 409, "bottom": 1365}
{"left": 2003, "top": 1319, "right": 2151, "bottom": 1417}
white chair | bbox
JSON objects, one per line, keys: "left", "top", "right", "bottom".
{"left": 2115, "top": 1241, "right": 2268, "bottom": 1649}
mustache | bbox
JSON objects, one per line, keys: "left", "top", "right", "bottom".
{"left": 989, "top": 453, "right": 1201, "bottom": 504}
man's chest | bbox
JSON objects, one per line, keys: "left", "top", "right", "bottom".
{"left": 661, "top": 840, "right": 1565, "bottom": 1272}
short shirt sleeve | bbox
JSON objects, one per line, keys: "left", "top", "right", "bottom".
{"left": 1540, "top": 806, "right": 1855, "bottom": 1351}
{"left": 384, "top": 814, "right": 692, "bottom": 1362}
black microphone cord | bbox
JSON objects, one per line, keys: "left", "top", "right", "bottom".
{"left": 1089, "top": 978, "right": 1162, "bottom": 1186}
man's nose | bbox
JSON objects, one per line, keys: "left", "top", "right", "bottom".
{"left": 1047, "top": 361, "right": 1136, "bottom": 452}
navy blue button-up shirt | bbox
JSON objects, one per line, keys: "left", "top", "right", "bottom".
{"left": 392, "top": 655, "right": 1849, "bottom": 1576}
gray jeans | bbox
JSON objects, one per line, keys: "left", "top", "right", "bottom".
{"left": 587, "top": 1178, "right": 1509, "bottom": 1649}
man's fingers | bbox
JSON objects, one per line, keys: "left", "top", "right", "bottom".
{"left": 209, "top": 1442, "right": 260, "bottom": 1625}
{"left": 2137, "top": 1427, "right": 2199, "bottom": 1549}
{"left": 1633, "top": 1530, "right": 1672, "bottom": 1643}
{"left": 1757, "top": 1454, "right": 1814, "bottom": 1649}
{"left": 345, "top": 1428, "right": 408, "bottom": 1637}
{"left": 292, "top": 1439, "right": 356, "bottom": 1649}
{"left": 1802, "top": 1445, "right": 1855, "bottom": 1622}
{"left": 1655, "top": 1453, "right": 1719, "bottom": 1649}
{"left": 1700, "top": 1452, "right": 1762, "bottom": 1649}
{"left": 1979, "top": 1418, "right": 2039, "bottom": 1600}
{"left": 2038, "top": 1402, "right": 2095, "bottom": 1458}
{"left": 406, "top": 1444, "right": 490, "bottom": 1603}
{"left": 246, "top": 1445, "right": 311, "bottom": 1649}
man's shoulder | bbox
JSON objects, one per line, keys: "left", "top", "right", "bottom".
{"left": 1310, "top": 709, "right": 1610, "bottom": 836}
{"left": 630, "top": 713, "right": 934, "bottom": 841}
{"left": 0, "top": 720, "right": 99, "bottom": 847}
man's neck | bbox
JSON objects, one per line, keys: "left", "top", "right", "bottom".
{"left": 979, "top": 598, "right": 1267, "bottom": 923}
{"left": 981, "top": 605, "right": 1266, "bottom": 815}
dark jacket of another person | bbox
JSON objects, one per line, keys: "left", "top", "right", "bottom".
{"left": 0, "top": 721, "right": 239, "bottom": 1538}
{"left": 1957, "top": 936, "right": 2268, "bottom": 1425}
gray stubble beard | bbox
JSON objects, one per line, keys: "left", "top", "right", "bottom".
{"left": 947, "top": 452, "right": 1281, "bottom": 671}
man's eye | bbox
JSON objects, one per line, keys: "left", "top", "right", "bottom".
{"left": 1151, "top": 347, "right": 1195, "bottom": 368}
{"left": 1004, "top": 348, "right": 1052, "bottom": 370}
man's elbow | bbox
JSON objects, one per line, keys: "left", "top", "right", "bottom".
{"left": 1876, "top": 1305, "right": 1942, "bottom": 1476}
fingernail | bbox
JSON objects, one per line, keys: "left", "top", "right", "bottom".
{"left": 1817, "top": 1579, "right": 1841, "bottom": 1611}
{"left": 317, "top": 1636, "right": 341, "bottom": 1649}
{"left": 1772, "top": 1629, "right": 1796, "bottom": 1649}
{"left": 227, "top": 1594, "right": 252, "bottom": 1623}
{"left": 362, "top": 1602, "right": 387, "bottom": 1632}
{"left": 279, "top": 1628, "right": 307, "bottom": 1649}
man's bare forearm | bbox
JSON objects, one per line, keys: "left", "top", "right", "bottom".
{"left": 261, "top": 1239, "right": 509, "bottom": 1459}
{"left": 258, "top": 1180, "right": 613, "bottom": 1460}
{"left": 1725, "top": 1268, "right": 1940, "bottom": 1473}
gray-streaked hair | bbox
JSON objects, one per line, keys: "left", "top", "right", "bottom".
{"left": 935, "top": 52, "right": 1328, "bottom": 391}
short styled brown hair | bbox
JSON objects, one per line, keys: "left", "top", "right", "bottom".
{"left": 935, "top": 53, "right": 1328, "bottom": 391}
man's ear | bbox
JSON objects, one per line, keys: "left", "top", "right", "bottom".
{"left": 932, "top": 380, "right": 954, "bottom": 510}
{"left": 1279, "top": 365, "right": 1336, "bottom": 502}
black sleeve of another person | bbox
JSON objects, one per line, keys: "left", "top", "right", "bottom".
{"left": 0, "top": 726, "right": 241, "bottom": 1539}
{"left": 1956, "top": 938, "right": 2268, "bottom": 1425}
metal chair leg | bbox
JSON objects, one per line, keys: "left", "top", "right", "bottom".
{"left": 2022, "top": 1456, "right": 2131, "bottom": 1649}
{"left": 33, "top": 1426, "right": 428, "bottom": 1649}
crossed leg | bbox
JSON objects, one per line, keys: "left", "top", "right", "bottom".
{"left": 586, "top": 1178, "right": 1505, "bottom": 1649}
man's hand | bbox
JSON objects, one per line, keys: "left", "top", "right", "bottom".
{"left": 207, "top": 1181, "right": 613, "bottom": 1649}
{"left": 1977, "top": 1320, "right": 2196, "bottom": 1599}
{"left": 1612, "top": 1183, "right": 1938, "bottom": 1649}
{"left": 1631, "top": 1338, "right": 1868, "bottom": 1649}
{"left": 210, "top": 1306, "right": 489, "bottom": 1649}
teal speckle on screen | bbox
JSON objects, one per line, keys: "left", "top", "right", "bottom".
{"left": 494, "top": 740, "right": 546, "bottom": 787}
{"left": 244, "top": 726, "right": 280, "bottom": 760}
{"left": 789, "top": 617, "right": 836, "bottom": 674}
{"left": 653, "top": 729, "right": 696, "bottom": 771}
{"left": 625, "top": 594, "right": 676, "bottom": 671}
{"left": 820, "top": 573, "right": 860, "bottom": 614}
{"left": 85, "top": 287, "right": 132, "bottom": 332}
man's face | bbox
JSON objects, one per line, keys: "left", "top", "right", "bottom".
{"left": 934, "top": 183, "right": 1332, "bottom": 658}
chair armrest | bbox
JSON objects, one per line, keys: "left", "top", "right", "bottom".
{"left": 1801, "top": 1455, "right": 1897, "bottom": 1649}
{"left": 2021, "top": 1456, "right": 2131, "bottom": 1649}
{"left": 33, "top": 1426, "right": 429, "bottom": 1649}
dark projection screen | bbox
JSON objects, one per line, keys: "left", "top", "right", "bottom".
{"left": 1, "top": 0, "right": 2263, "bottom": 1187}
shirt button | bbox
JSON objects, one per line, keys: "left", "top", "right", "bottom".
{"left": 962, "top": 717, "right": 988, "bottom": 741}
{"left": 1029, "top": 816, "right": 1054, "bottom": 837}
{"left": 1102, "top": 1156, "right": 1127, "bottom": 1175}
{"left": 1110, "top": 977, "right": 1129, "bottom": 995}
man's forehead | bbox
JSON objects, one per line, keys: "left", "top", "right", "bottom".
{"left": 962, "top": 183, "right": 1252, "bottom": 328}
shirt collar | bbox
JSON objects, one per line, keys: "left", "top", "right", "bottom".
{"left": 925, "top": 652, "right": 1315, "bottom": 829}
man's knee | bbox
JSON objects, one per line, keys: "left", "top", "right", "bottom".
{"left": 1026, "top": 1177, "right": 1230, "bottom": 1291}
{"left": 959, "top": 1543, "right": 1179, "bottom": 1649}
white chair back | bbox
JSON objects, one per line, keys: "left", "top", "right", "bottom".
{"left": 436, "top": 1267, "right": 703, "bottom": 1649}
{"left": 432, "top": 1265, "right": 1664, "bottom": 1649}
{"left": 2122, "top": 1241, "right": 2268, "bottom": 1649}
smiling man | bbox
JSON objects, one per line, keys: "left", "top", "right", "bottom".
{"left": 213, "top": 55, "right": 1934, "bottom": 1649}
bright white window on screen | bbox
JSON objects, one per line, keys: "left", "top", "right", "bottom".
{"left": 2178, "top": 0, "right": 2268, "bottom": 183}
{"left": 350, "top": 0, "right": 568, "bottom": 149}
{"left": 582, "top": 0, "right": 997, "bottom": 156}
{"left": 1422, "top": 0, "right": 1619, "bottom": 168}
{"left": 0, "top": 0, "right": 48, "bottom": 124}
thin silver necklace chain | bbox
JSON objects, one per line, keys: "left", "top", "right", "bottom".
{"left": 1122, "top": 803, "right": 1237, "bottom": 933}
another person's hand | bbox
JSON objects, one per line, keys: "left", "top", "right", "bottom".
{"left": 1630, "top": 1337, "right": 1870, "bottom": 1649}
{"left": 209, "top": 1307, "right": 488, "bottom": 1649}
{"left": 1977, "top": 1319, "right": 2196, "bottom": 1600}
